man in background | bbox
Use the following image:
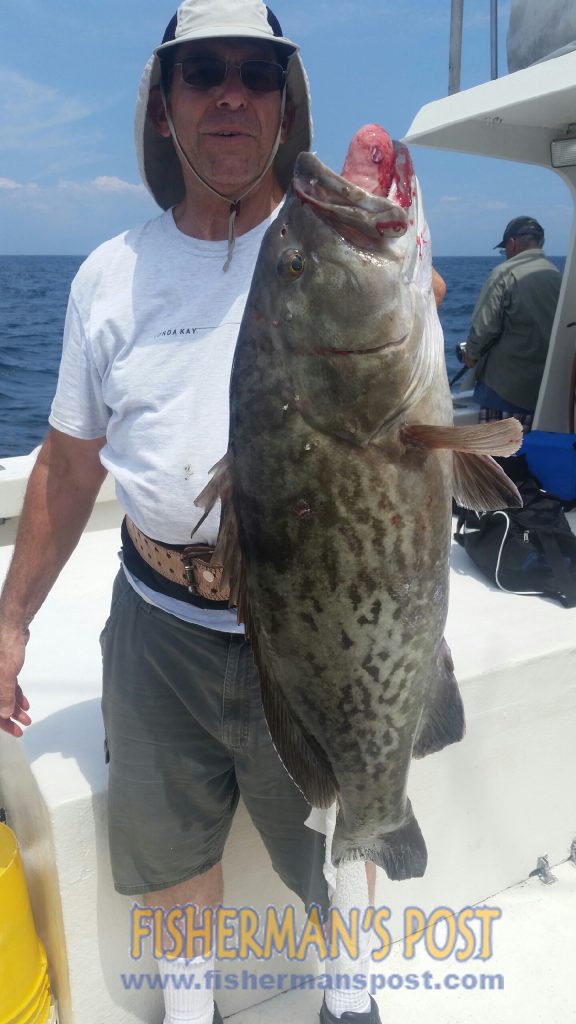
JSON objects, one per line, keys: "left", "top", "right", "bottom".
{"left": 463, "top": 216, "right": 561, "bottom": 428}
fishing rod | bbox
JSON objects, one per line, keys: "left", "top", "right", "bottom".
{"left": 449, "top": 366, "right": 469, "bottom": 389}
{"left": 449, "top": 340, "right": 472, "bottom": 389}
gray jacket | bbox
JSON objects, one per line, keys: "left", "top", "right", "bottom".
{"left": 466, "top": 249, "right": 561, "bottom": 410}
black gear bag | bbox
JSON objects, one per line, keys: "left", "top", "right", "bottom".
{"left": 454, "top": 460, "right": 576, "bottom": 608}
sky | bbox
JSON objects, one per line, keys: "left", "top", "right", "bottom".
{"left": 0, "top": 0, "right": 573, "bottom": 256}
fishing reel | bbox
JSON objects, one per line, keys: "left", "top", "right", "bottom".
{"left": 455, "top": 341, "right": 468, "bottom": 363}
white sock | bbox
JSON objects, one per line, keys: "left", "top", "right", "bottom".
{"left": 324, "top": 946, "right": 372, "bottom": 1018}
{"left": 158, "top": 954, "right": 215, "bottom": 1024}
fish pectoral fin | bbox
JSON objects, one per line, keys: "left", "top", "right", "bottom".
{"left": 452, "top": 451, "right": 522, "bottom": 512}
{"left": 413, "top": 638, "right": 465, "bottom": 758}
{"left": 402, "top": 421, "right": 523, "bottom": 511}
{"left": 193, "top": 451, "right": 244, "bottom": 612}
{"left": 332, "top": 800, "right": 427, "bottom": 880}
{"left": 401, "top": 419, "right": 523, "bottom": 457}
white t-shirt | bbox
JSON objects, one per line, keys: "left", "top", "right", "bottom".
{"left": 50, "top": 208, "right": 278, "bottom": 631}
{"left": 49, "top": 190, "right": 438, "bottom": 633}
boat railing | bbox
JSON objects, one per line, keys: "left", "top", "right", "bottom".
{"left": 0, "top": 450, "right": 119, "bottom": 545}
{"left": 449, "top": 0, "right": 499, "bottom": 94}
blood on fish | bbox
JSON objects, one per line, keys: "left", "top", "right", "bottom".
{"left": 341, "top": 124, "right": 394, "bottom": 196}
{"left": 391, "top": 141, "right": 414, "bottom": 209}
{"left": 340, "top": 125, "right": 416, "bottom": 209}
{"left": 376, "top": 220, "right": 406, "bottom": 236}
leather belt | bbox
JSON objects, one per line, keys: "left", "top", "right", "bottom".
{"left": 125, "top": 516, "right": 230, "bottom": 602}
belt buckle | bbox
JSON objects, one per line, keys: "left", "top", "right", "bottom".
{"left": 181, "top": 552, "right": 199, "bottom": 595}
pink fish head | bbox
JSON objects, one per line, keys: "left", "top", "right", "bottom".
{"left": 341, "top": 123, "right": 415, "bottom": 211}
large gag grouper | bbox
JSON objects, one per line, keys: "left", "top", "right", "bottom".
{"left": 196, "top": 125, "right": 521, "bottom": 880}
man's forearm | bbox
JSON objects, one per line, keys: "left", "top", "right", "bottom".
{"left": 0, "top": 431, "right": 107, "bottom": 629}
{"left": 0, "top": 430, "right": 107, "bottom": 733}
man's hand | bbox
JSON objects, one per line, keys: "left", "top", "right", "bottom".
{"left": 463, "top": 352, "right": 477, "bottom": 369}
{"left": 0, "top": 429, "right": 107, "bottom": 739}
{"left": 0, "top": 621, "right": 32, "bottom": 737}
{"left": 432, "top": 267, "right": 447, "bottom": 308}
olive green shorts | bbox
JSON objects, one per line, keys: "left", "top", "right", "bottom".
{"left": 100, "top": 569, "right": 328, "bottom": 909}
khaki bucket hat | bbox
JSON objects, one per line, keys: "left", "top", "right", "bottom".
{"left": 134, "top": 0, "right": 313, "bottom": 210}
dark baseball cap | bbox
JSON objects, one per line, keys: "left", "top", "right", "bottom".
{"left": 494, "top": 216, "right": 544, "bottom": 249}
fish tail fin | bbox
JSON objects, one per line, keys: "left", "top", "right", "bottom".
{"left": 413, "top": 638, "right": 465, "bottom": 758}
{"left": 332, "top": 801, "right": 427, "bottom": 880}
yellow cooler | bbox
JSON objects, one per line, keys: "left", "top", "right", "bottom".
{"left": 0, "top": 822, "right": 52, "bottom": 1024}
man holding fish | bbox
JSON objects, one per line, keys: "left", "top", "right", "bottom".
{"left": 0, "top": 2, "right": 521, "bottom": 1023}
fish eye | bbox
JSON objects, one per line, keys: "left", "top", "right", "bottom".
{"left": 278, "top": 250, "right": 305, "bottom": 279}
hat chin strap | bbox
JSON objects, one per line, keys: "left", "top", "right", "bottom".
{"left": 162, "top": 86, "right": 286, "bottom": 271}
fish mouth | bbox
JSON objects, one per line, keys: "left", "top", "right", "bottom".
{"left": 292, "top": 151, "right": 409, "bottom": 250}
{"left": 314, "top": 333, "right": 409, "bottom": 356}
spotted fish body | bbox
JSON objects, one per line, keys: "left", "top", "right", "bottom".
{"left": 197, "top": 129, "right": 522, "bottom": 878}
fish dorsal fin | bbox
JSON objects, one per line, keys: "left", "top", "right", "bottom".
{"left": 252, "top": 625, "right": 339, "bottom": 809}
{"left": 401, "top": 420, "right": 523, "bottom": 512}
{"left": 193, "top": 451, "right": 244, "bottom": 606}
{"left": 194, "top": 453, "right": 339, "bottom": 807}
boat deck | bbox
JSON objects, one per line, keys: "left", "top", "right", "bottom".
{"left": 231, "top": 860, "right": 576, "bottom": 1024}
{"left": 1, "top": 466, "right": 575, "bottom": 1024}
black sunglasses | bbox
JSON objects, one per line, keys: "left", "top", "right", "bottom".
{"left": 174, "top": 57, "right": 286, "bottom": 93}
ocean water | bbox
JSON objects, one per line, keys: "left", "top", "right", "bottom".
{"left": 0, "top": 256, "right": 85, "bottom": 459}
{"left": 0, "top": 254, "right": 565, "bottom": 459}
